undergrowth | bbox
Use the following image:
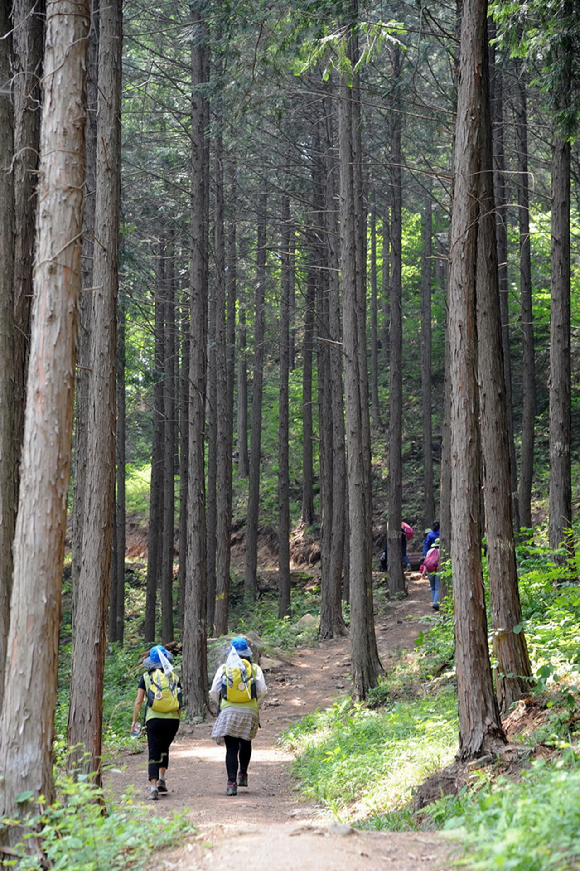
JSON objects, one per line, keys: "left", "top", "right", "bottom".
{"left": 447, "top": 754, "right": 580, "bottom": 871}
{"left": 281, "top": 684, "right": 458, "bottom": 824}
{"left": 2, "top": 774, "right": 194, "bottom": 871}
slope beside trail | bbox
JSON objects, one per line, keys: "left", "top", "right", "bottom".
{"left": 105, "top": 573, "right": 454, "bottom": 871}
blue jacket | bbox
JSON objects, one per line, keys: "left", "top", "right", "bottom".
{"left": 423, "top": 528, "right": 439, "bottom": 556}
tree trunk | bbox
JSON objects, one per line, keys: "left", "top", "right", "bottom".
{"left": 370, "top": 208, "right": 381, "bottom": 429}
{"left": 113, "top": 301, "right": 127, "bottom": 644}
{"left": 338, "top": 18, "right": 381, "bottom": 698}
{"left": 548, "top": 132, "right": 572, "bottom": 562}
{"left": 319, "top": 87, "right": 347, "bottom": 640}
{"left": 72, "top": 0, "right": 97, "bottom": 631}
{"left": 144, "top": 245, "right": 165, "bottom": 642}
{"left": 12, "top": 0, "right": 44, "bottom": 486}
{"left": 490, "top": 35, "right": 520, "bottom": 537}
{"left": 0, "top": 0, "right": 89, "bottom": 830}
{"left": 278, "top": 195, "right": 292, "bottom": 619}
{"left": 476, "top": 34, "right": 532, "bottom": 715}
{"left": 178, "top": 292, "right": 189, "bottom": 632}
{"left": 387, "top": 44, "right": 405, "bottom": 597}
{"left": 182, "top": 4, "right": 209, "bottom": 716}
{"left": 301, "top": 243, "right": 316, "bottom": 527}
{"left": 381, "top": 214, "right": 390, "bottom": 370}
{"left": 0, "top": 0, "right": 15, "bottom": 690}
{"left": 237, "top": 284, "right": 249, "bottom": 478}
{"left": 214, "top": 127, "right": 233, "bottom": 636}
{"left": 448, "top": 0, "right": 505, "bottom": 760}
{"left": 420, "top": 190, "right": 435, "bottom": 531}
{"left": 244, "top": 192, "right": 267, "bottom": 600}
{"left": 206, "top": 226, "right": 217, "bottom": 629}
{"left": 515, "top": 63, "right": 535, "bottom": 533}
{"left": 161, "top": 235, "right": 175, "bottom": 643}
{"left": 68, "top": 0, "right": 121, "bottom": 779}
{"left": 439, "top": 319, "right": 451, "bottom": 598}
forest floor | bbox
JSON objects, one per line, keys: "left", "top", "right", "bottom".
{"left": 105, "top": 572, "right": 456, "bottom": 871}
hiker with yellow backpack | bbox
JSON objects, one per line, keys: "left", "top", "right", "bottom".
{"left": 131, "top": 645, "right": 182, "bottom": 800}
{"left": 209, "top": 636, "right": 267, "bottom": 796}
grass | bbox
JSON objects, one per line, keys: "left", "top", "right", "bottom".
{"left": 446, "top": 755, "right": 580, "bottom": 871}
{"left": 281, "top": 685, "right": 458, "bottom": 824}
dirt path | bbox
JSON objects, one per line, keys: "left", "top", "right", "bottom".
{"left": 105, "top": 573, "right": 454, "bottom": 870}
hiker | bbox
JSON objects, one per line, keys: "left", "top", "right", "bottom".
{"left": 421, "top": 537, "right": 440, "bottom": 610}
{"left": 401, "top": 522, "right": 414, "bottom": 570}
{"left": 209, "top": 636, "right": 267, "bottom": 796}
{"left": 131, "top": 645, "right": 182, "bottom": 800}
{"left": 422, "top": 521, "right": 440, "bottom": 557}
{"left": 380, "top": 545, "right": 387, "bottom": 571}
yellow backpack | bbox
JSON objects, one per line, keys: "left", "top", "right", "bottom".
{"left": 220, "top": 659, "right": 257, "bottom": 703}
{"left": 146, "top": 668, "right": 181, "bottom": 713}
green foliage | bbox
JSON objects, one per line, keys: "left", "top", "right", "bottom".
{"left": 447, "top": 756, "right": 580, "bottom": 871}
{"left": 516, "top": 535, "right": 580, "bottom": 680}
{"left": 492, "top": 0, "right": 580, "bottom": 137}
{"left": 280, "top": 686, "right": 458, "bottom": 823}
{"left": 230, "top": 584, "right": 321, "bottom": 649}
{"left": 2, "top": 775, "right": 194, "bottom": 871}
{"left": 125, "top": 464, "right": 151, "bottom": 516}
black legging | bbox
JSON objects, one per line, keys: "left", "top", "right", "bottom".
{"left": 146, "top": 717, "right": 179, "bottom": 780}
{"left": 224, "top": 735, "right": 252, "bottom": 782}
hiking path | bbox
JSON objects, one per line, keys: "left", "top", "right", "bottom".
{"left": 105, "top": 573, "right": 455, "bottom": 870}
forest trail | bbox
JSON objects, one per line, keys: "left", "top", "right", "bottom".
{"left": 105, "top": 573, "right": 454, "bottom": 870}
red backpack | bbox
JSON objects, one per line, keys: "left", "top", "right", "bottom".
{"left": 423, "top": 546, "right": 439, "bottom": 573}
{"left": 401, "top": 522, "right": 414, "bottom": 541}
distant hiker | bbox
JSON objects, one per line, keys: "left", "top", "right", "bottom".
{"left": 210, "top": 636, "right": 267, "bottom": 796}
{"left": 401, "top": 522, "right": 414, "bottom": 570}
{"left": 131, "top": 645, "right": 182, "bottom": 800}
{"left": 380, "top": 546, "right": 387, "bottom": 571}
{"left": 421, "top": 538, "right": 440, "bottom": 610}
{"left": 422, "top": 522, "right": 440, "bottom": 557}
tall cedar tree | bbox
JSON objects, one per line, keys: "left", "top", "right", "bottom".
{"left": 339, "top": 12, "right": 382, "bottom": 698}
{"left": 278, "top": 195, "right": 292, "bottom": 619}
{"left": 144, "top": 243, "right": 165, "bottom": 641}
{"left": 214, "top": 122, "right": 234, "bottom": 635}
{"left": 476, "top": 22, "right": 532, "bottom": 715}
{"left": 68, "top": 0, "right": 121, "bottom": 778}
{"left": 319, "top": 86, "right": 347, "bottom": 640}
{"left": 548, "top": 5, "right": 572, "bottom": 562}
{"left": 71, "top": 0, "right": 97, "bottom": 631}
{"left": 387, "top": 44, "right": 405, "bottom": 597}
{"left": 515, "top": 63, "right": 535, "bottom": 532}
{"left": 161, "top": 233, "right": 176, "bottom": 642}
{"left": 420, "top": 191, "right": 435, "bottom": 530}
{"left": 12, "top": 0, "right": 44, "bottom": 491}
{"left": 0, "top": 0, "right": 15, "bottom": 690}
{"left": 0, "top": 0, "right": 90, "bottom": 832}
{"left": 244, "top": 192, "right": 267, "bottom": 599}
{"left": 111, "top": 302, "right": 127, "bottom": 644}
{"left": 448, "top": 0, "right": 506, "bottom": 759}
{"left": 182, "top": 2, "right": 210, "bottom": 716}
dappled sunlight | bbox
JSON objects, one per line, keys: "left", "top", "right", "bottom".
{"left": 172, "top": 744, "right": 292, "bottom": 763}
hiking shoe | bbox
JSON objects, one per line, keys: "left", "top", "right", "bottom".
{"left": 432, "top": 603, "right": 440, "bottom": 611}
{"left": 237, "top": 773, "right": 248, "bottom": 787}
{"left": 226, "top": 782, "right": 238, "bottom": 796}
{"left": 157, "top": 780, "right": 168, "bottom": 794}
{"left": 148, "top": 787, "right": 159, "bottom": 801}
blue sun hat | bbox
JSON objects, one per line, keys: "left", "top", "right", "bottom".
{"left": 231, "top": 636, "right": 252, "bottom": 658}
{"left": 143, "top": 645, "right": 174, "bottom": 670}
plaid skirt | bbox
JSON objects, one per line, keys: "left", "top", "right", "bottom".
{"left": 211, "top": 706, "right": 259, "bottom": 745}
